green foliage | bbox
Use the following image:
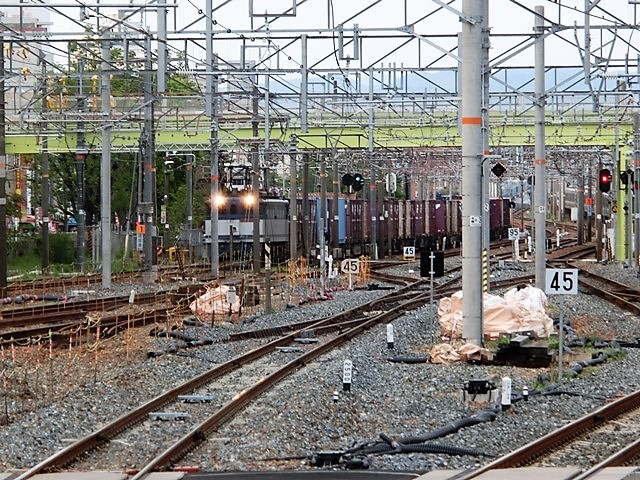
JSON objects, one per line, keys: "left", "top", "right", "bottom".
{"left": 49, "top": 233, "right": 76, "bottom": 264}
{"left": 7, "top": 251, "right": 40, "bottom": 277}
{"left": 166, "top": 73, "right": 201, "bottom": 94}
{"left": 6, "top": 192, "right": 24, "bottom": 219}
{"left": 7, "top": 234, "right": 40, "bottom": 264}
{"left": 25, "top": 39, "right": 207, "bottom": 248}
{"left": 7, "top": 233, "right": 77, "bottom": 276}
{"left": 603, "top": 348, "right": 626, "bottom": 361}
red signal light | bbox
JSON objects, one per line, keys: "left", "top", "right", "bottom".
{"left": 599, "top": 168, "right": 612, "bottom": 193}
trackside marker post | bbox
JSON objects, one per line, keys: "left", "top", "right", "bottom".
{"left": 387, "top": 324, "right": 394, "bottom": 349}
{"left": 429, "top": 251, "right": 435, "bottom": 306}
{"left": 343, "top": 359, "right": 352, "bottom": 392}
{"left": 508, "top": 227, "right": 520, "bottom": 261}
{"left": 341, "top": 259, "right": 359, "bottom": 290}
{"left": 545, "top": 268, "right": 578, "bottom": 380}
{"left": 501, "top": 376, "right": 512, "bottom": 411}
{"left": 403, "top": 246, "right": 415, "bottom": 273}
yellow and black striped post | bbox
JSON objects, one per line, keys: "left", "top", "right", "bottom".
{"left": 482, "top": 248, "right": 489, "bottom": 293}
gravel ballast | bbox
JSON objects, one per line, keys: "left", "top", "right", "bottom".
{"left": 1, "top": 258, "right": 640, "bottom": 475}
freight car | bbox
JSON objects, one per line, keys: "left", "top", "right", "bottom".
{"left": 204, "top": 194, "right": 512, "bottom": 263}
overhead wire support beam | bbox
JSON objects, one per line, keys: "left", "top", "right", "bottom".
{"left": 429, "top": 0, "right": 479, "bottom": 24}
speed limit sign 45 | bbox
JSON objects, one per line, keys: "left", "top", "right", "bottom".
{"left": 545, "top": 268, "right": 578, "bottom": 295}
{"left": 341, "top": 259, "right": 360, "bottom": 274}
{"left": 403, "top": 246, "right": 415, "bottom": 260}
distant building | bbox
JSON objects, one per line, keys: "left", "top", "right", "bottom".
{"left": 1, "top": 7, "right": 50, "bottom": 221}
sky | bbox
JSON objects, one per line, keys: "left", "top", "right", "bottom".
{"left": 2, "top": 0, "right": 640, "bottom": 73}
{"left": 1, "top": 0, "right": 639, "bottom": 107}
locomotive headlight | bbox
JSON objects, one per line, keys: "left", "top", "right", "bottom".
{"left": 243, "top": 193, "right": 256, "bottom": 207}
{"left": 213, "top": 193, "right": 226, "bottom": 207}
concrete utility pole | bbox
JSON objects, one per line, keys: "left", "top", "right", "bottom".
{"left": 142, "top": 36, "right": 156, "bottom": 283}
{"left": 158, "top": 3, "right": 168, "bottom": 254}
{"left": 634, "top": 113, "right": 640, "bottom": 271}
{"left": 481, "top": 0, "right": 491, "bottom": 268}
{"left": 587, "top": 160, "right": 593, "bottom": 242}
{"left": 577, "top": 168, "right": 585, "bottom": 244}
{"left": 41, "top": 56, "right": 50, "bottom": 274}
{"left": 76, "top": 56, "right": 87, "bottom": 273}
{"left": 615, "top": 80, "right": 624, "bottom": 262}
{"left": 596, "top": 153, "right": 603, "bottom": 262}
{"left": 0, "top": 33, "right": 7, "bottom": 296}
{"left": 300, "top": 35, "right": 308, "bottom": 134}
{"left": 101, "top": 36, "right": 112, "bottom": 288}
{"left": 460, "top": 0, "right": 485, "bottom": 346}
{"left": 368, "top": 69, "right": 377, "bottom": 259}
{"left": 289, "top": 139, "right": 298, "bottom": 259}
{"left": 186, "top": 155, "right": 193, "bottom": 231}
{"left": 206, "top": 1, "right": 219, "bottom": 277}
{"left": 320, "top": 154, "right": 327, "bottom": 287}
{"left": 302, "top": 153, "right": 310, "bottom": 260}
{"left": 252, "top": 83, "right": 260, "bottom": 274}
{"left": 627, "top": 156, "right": 633, "bottom": 266}
{"left": 332, "top": 154, "right": 339, "bottom": 252}
{"left": 534, "top": 5, "right": 547, "bottom": 290}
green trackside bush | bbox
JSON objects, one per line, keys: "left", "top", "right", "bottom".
{"left": 10, "top": 232, "right": 76, "bottom": 265}
{"left": 7, "top": 234, "right": 39, "bottom": 260}
{"left": 49, "top": 233, "right": 76, "bottom": 264}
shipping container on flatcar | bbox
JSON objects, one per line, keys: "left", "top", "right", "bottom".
{"left": 410, "top": 200, "right": 426, "bottom": 239}
{"left": 427, "top": 200, "right": 447, "bottom": 236}
{"left": 345, "top": 198, "right": 370, "bottom": 256}
{"left": 316, "top": 197, "right": 347, "bottom": 245}
{"left": 295, "top": 198, "right": 318, "bottom": 256}
{"left": 502, "top": 198, "right": 512, "bottom": 233}
{"left": 489, "top": 198, "right": 511, "bottom": 240}
{"left": 449, "top": 198, "right": 462, "bottom": 248}
{"left": 398, "top": 200, "right": 407, "bottom": 239}
{"left": 380, "top": 199, "right": 400, "bottom": 255}
{"left": 446, "top": 198, "right": 462, "bottom": 240}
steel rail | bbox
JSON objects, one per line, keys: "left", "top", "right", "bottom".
{"left": 572, "top": 437, "right": 640, "bottom": 479}
{"left": 0, "top": 291, "right": 165, "bottom": 336}
{"left": 129, "top": 290, "right": 431, "bottom": 479}
{"left": 132, "top": 274, "right": 538, "bottom": 477}
{"left": 12, "top": 279, "right": 426, "bottom": 480}
{"left": 13, "top": 270, "right": 539, "bottom": 479}
{"left": 572, "top": 269, "right": 640, "bottom": 316}
{"left": 450, "top": 390, "right": 640, "bottom": 480}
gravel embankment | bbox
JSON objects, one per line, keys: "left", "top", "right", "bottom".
{"left": 2, "top": 258, "right": 640, "bottom": 475}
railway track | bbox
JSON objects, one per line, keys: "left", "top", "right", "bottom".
{"left": 563, "top": 261, "right": 640, "bottom": 316}
{"left": 0, "top": 288, "right": 202, "bottom": 345}
{"left": 13, "top": 272, "right": 534, "bottom": 479}
{"left": 450, "top": 390, "right": 640, "bottom": 480}
{"left": 3, "top": 263, "right": 214, "bottom": 298}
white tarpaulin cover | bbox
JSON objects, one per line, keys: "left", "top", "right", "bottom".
{"left": 190, "top": 284, "right": 241, "bottom": 320}
{"left": 437, "top": 285, "right": 554, "bottom": 340}
{"left": 429, "top": 342, "right": 491, "bottom": 364}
